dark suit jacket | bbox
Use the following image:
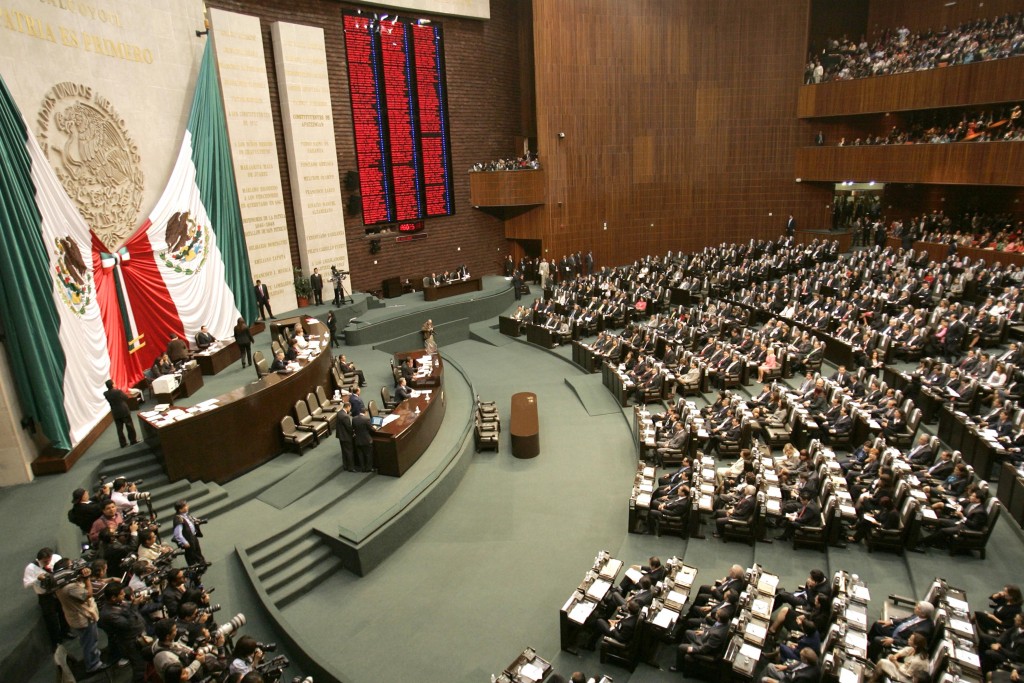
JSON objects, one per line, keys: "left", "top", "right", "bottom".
{"left": 352, "top": 414, "right": 374, "bottom": 446}
{"left": 395, "top": 384, "right": 413, "bottom": 402}
{"left": 336, "top": 411, "right": 354, "bottom": 446}
{"left": 729, "top": 495, "right": 756, "bottom": 520}
{"left": 690, "top": 621, "right": 729, "bottom": 655}
{"left": 349, "top": 394, "right": 365, "bottom": 417}
{"left": 891, "top": 614, "right": 934, "bottom": 646}
{"left": 104, "top": 388, "right": 132, "bottom": 419}
{"left": 607, "top": 613, "right": 639, "bottom": 644}
{"left": 254, "top": 283, "right": 270, "bottom": 304}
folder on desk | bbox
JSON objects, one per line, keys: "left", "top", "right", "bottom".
{"left": 586, "top": 578, "right": 611, "bottom": 601}
{"left": 567, "top": 600, "right": 595, "bottom": 624}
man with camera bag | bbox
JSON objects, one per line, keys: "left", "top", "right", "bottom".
{"left": 54, "top": 558, "right": 104, "bottom": 673}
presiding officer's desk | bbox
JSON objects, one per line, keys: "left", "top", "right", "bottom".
{"left": 422, "top": 276, "right": 483, "bottom": 301}
{"left": 138, "top": 320, "right": 333, "bottom": 483}
{"left": 373, "top": 350, "right": 446, "bottom": 477}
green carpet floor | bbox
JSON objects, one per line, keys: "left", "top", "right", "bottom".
{"left": 6, "top": 284, "right": 1024, "bottom": 683}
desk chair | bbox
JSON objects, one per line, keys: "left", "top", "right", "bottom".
{"left": 281, "top": 416, "right": 317, "bottom": 454}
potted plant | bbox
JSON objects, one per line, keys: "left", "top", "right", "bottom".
{"left": 293, "top": 267, "right": 312, "bottom": 307}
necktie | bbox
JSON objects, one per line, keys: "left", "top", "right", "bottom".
{"left": 893, "top": 616, "right": 922, "bottom": 637}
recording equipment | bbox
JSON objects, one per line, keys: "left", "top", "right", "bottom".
{"left": 292, "top": 677, "right": 314, "bottom": 683}
{"left": 216, "top": 613, "right": 246, "bottom": 639}
{"left": 39, "top": 558, "right": 89, "bottom": 592}
{"left": 256, "top": 654, "right": 291, "bottom": 681}
{"left": 125, "top": 491, "right": 151, "bottom": 502}
{"left": 257, "top": 642, "right": 277, "bottom": 653}
{"left": 198, "top": 604, "right": 222, "bottom": 615}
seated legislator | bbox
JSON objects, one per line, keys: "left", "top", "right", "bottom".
{"left": 152, "top": 353, "right": 174, "bottom": 377}
{"left": 269, "top": 351, "right": 288, "bottom": 373}
{"left": 866, "top": 601, "right": 935, "bottom": 661}
{"left": 166, "top": 334, "right": 189, "bottom": 365}
{"left": 394, "top": 378, "right": 413, "bottom": 403}
{"left": 670, "top": 603, "right": 735, "bottom": 673}
{"left": 194, "top": 326, "right": 215, "bottom": 350}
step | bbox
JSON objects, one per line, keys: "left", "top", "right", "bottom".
{"left": 256, "top": 534, "right": 323, "bottom": 580}
{"left": 247, "top": 523, "right": 314, "bottom": 562}
{"left": 263, "top": 543, "right": 337, "bottom": 597}
{"left": 274, "top": 556, "right": 345, "bottom": 609}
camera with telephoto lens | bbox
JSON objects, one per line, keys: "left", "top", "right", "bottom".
{"left": 198, "top": 604, "right": 221, "bottom": 616}
{"left": 256, "top": 655, "right": 291, "bottom": 681}
{"left": 154, "top": 548, "right": 185, "bottom": 566}
{"left": 39, "top": 558, "right": 89, "bottom": 592}
{"left": 216, "top": 613, "right": 246, "bottom": 639}
{"left": 257, "top": 642, "right": 277, "bottom": 653}
{"left": 125, "top": 491, "right": 151, "bottom": 502}
{"left": 131, "top": 586, "right": 156, "bottom": 601}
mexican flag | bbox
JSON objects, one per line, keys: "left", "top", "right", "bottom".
{"left": 0, "top": 42, "right": 255, "bottom": 450}
{"left": 0, "top": 76, "right": 110, "bottom": 450}
{"left": 92, "top": 41, "right": 256, "bottom": 390}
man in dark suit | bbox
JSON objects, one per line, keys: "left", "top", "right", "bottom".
{"left": 166, "top": 334, "right": 189, "bottom": 365}
{"left": 867, "top": 601, "right": 935, "bottom": 660}
{"left": 194, "top": 325, "right": 215, "bottom": 350}
{"left": 649, "top": 487, "right": 690, "bottom": 535}
{"left": 336, "top": 402, "right": 355, "bottom": 472}
{"left": 591, "top": 600, "right": 640, "bottom": 646}
{"left": 348, "top": 386, "right": 365, "bottom": 417}
{"left": 691, "top": 565, "right": 747, "bottom": 609}
{"left": 714, "top": 485, "right": 756, "bottom": 537}
{"left": 777, "top": 490, "right": 819, "bottom": 541}
{"left": 400, "top": 356, "right": 416, "bottom": 386}
{"left": 103, "top": 380, "right": 137, "bottom": 448}
{"left": 919, "top": 489, "right": 989, "bottom": 549}
{"left": 671, "top": 604, "right": 734, "bottom": 672}
{"left": 254, "top": 279, "right": 273, "bottom": 320}
{"left": 394, "top": 378, "right": 413, "bottom": 403}
{"left": 981, "top": 613, "right": 1024, "bottom": 674}
{"left": 310, "top": 268, "right": 324, "bottom": 305}
{"left": 786, "top": 215, "right": 796, "bottom": 236}
{"left": 762, "top": 647, "right": 819, "bottom": 683}
{"left": 352, "top": 411, "right": 375, "bottom": 473}
{"left": 906, "top": 434, "right": 935, "bottom": 469}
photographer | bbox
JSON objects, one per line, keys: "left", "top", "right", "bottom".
{"left": 229, "top": 636, "right": 264, "bottom": 678}
{"left": 68, "top": 488, "right": 103, "bottom": 537}
{"left": 152, "top": 618, "right": 208, "bottom": 680}
{"left": 177, "top": 602, "right": 213, "bottom": 645}
{"left": 137, "top": 529, "right": 174, "bottom": 563}
{"left": 162, "top": 568, "right": 189, "bottom": 620}
{"left": 172, "top": 499, "right": 206, "bottom": 566}
{"left": 111, "top": 477, "right": 141, "bottom": 515}
{"left": 53, "top": 558, "right": 104, "bottom": 673}
{"left": 99, "top": 581, "right": 149, "bottom": 683}
{"left": 23, "top": 547, "right": 71, "bottom": 649}
{"left": 96, "top": 527, "right": 138, "bottom": 573}
{"left": 89, "top": 500, "right": 138, "bottom": 545}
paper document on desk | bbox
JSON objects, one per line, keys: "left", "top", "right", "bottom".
{"left": 851, "top": 585, "right": 870, "bottom": 602}
{"left": 839, "top": 666, "right": 859, "bottom": 683}
{"left": 945, "top": 596, "right": 969, "bottom": 612}
{"left": 599, "top": 559, "right": 623, "bottom": 579}
{"left": 844, "top": 607, "right": 867, "bottom": 628}
{"left": 746, "top": 622, "right": 767, "bottom": 643}
{"left": 652, "top": 607, "right": 677, "bottom": 629}
{"left": 955, "top": 649, "right": 980, "bottom": 669}
{"left": 845, "top": 631, "right": 868, "bottom": 653}
{"left": 519, "top": 662, "right": 545, "bottom": 681}
{"left": 586, "top": 578, "right": 611, "bottom": 600}
{"left": 949, "top": 617, "right": 973, "bottom": 636}
{"left": 636, "top": 493, "right": 651, "bottom": 508}
{"left": 666, "top": 590, "right": 688, "bottom": 608}
{"left": 740, "top": 643, "right": 762, "bottom": 661}
{"left": 567, "top": 600, "right": 595, "bottom": 624}
{"left": 624, "top": 567, "right": 643, "bottom": 584}
{"left": 381, "top": 414, "right": 401, "bottom": 427}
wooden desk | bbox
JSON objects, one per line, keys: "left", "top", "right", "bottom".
{"left": 393, "top": 350, "right": 441, "bottom": 389}
{"left": 422, "top": 276, "right": 483, "bottom": 301}
{"left": 498, "top": 315, "right": 524, "bottom": 337}
{"left": 138, "top": 322, "right": 333, "bottom": 483}
{"left": 526, "top": 323, "right": 556, "bottom": 349}
{"left": 194, "top": 341, "right": 240, "bottom": 376}
{"left": 373, "top": 351, "right": 446, "bottom": 477}
{"left": 510, "top": 392, "right": 540, "bottom": 458}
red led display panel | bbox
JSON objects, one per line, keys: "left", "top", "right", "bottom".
{"left": 410, "top": 23, "right": 453, "bottom": 217}
{"left": 342, "top": 12, "right": 455, "bottom": 227}
{"left": 379, "top": 21, "right": 422, "bottom": 221}
{"left": 342, "top": 14, "right": 391, "bottom": 224}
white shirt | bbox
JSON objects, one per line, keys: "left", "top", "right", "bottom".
{"left": 24, "top": 554, "right": 62, "bottom": 595}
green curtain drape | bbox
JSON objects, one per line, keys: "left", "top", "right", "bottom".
{"left": 0, "top": 77, "right": 72, "bottom": 450}
{"left": 188, "top": 40, "right": 258, "bottom": 324}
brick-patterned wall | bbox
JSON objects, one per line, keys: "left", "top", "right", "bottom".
{"left": 205, "top": 0, "right": 521, "bottom": 294}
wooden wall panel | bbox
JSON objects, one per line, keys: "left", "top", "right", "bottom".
{"left": 867, "top": 0, "right": 1024, "bottom": 37}
{"left": 204, "top": 0, "right": 523, "bottom": 291}
{"left": 880, "top": 185, "right": 1024, "bottom": 223}
{"left": 526, "top": 0, "right": 830, "bottom": 270}
{"left": 795, "top": 143, "right": 1024, "bottom": 186}
{"left": 469, "top": 171, "right": 546, "bottom": 206}
{"left": 798, "top": 57, "right": 1024, "bottom": 117}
